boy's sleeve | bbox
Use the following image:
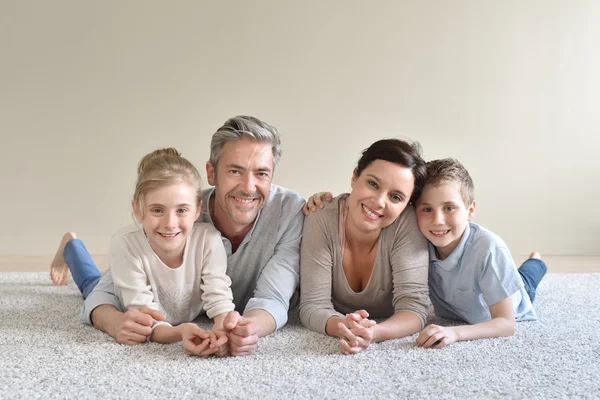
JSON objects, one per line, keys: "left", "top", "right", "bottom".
{"left": 479, "top": 246, "right": 524, "bottom": 307}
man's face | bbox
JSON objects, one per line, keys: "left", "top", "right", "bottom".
{"left": 207, "top": 138, "right": 274, "bottom": 226}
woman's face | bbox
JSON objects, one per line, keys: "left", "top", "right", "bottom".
{"left": 347, "top": 159, "right": 415, "bottom": 234}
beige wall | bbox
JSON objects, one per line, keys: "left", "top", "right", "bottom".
{"left": 1, "top": 1, "right": 599, "bottom": 256}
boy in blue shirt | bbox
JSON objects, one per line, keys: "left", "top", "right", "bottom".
{"left": 414, "top": 158, "right": 547, "bottom": 348}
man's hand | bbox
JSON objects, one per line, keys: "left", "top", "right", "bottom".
{"left": 93, "top": 305, "right": 165, "bottom": 345}
{"left": 223, "top": 311, "right": 260, "bottom": 356}
{"left": 416, "top": 324, "right": 457, "bottom": 349}
{"left": 302, "top": 192, "right": 334, "bottom": 215}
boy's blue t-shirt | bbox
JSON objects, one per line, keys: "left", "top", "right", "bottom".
{"left": 428, "top": 222, "right": 536, "bottom": 324}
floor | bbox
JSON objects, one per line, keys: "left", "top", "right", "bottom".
{"left": 0, "top": 255, "right": 598, "bottom": 273}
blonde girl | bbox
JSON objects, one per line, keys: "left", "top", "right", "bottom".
{"left": 50, "top": 148, "right": 234, "bottom": 355}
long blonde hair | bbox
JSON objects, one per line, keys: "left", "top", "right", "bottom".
{"left": 133, "top": 148, "right": 202, "bottom": 218}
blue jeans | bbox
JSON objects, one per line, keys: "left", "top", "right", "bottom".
{"left": 64, "top": 239, "right": 102, "bottom": 299}
{"left": 518, "top": 258, "right": 547, "bottom": 303}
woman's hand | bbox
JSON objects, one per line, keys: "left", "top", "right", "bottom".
{"left": 337, "top": 310, "right": 377, "bottom": 355}
{"left": 416, "top": 324, "right": 457, "bottom": 349}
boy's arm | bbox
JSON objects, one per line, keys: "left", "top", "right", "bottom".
{"left": 417, "top": 296, "right": 516, "bottom": 348}
{"left": 452, "top": 296, "right": 516, "bottom": 342}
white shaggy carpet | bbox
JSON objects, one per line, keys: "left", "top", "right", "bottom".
{"left": 1, "top": 272, "right": 599, "bottom": 399}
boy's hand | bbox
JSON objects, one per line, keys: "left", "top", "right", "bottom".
{"left": 302, "top": 192, "right": 334, "bottom": 215}
{"left": 416, "top": 324, "right": 457, "bottom": 349}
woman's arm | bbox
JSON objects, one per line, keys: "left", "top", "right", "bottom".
{"left": 299, "top": 206, "right": 342, "bottom": 335}
{"left": 371, "top": 311, "right": 423, "bottom": 342}
{"left": 389, "top": 207, "right": 430, "bottom": 329}
{"left": 335, "top": 310, "right": 421, "bottom": 354}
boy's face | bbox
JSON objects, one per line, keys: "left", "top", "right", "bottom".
{"left": 415, "top": 181, "right": 475, "bottom": 260}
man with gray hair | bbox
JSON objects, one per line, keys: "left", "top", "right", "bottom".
{"left": 85, "top": 116, "right": 305, "bottom": 356}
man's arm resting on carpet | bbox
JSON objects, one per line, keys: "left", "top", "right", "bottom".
{"left": 90, "top": 304, "right": 165, "bottom": 345}
{"left": 244, "top": 309, "right": 276, "bottom": 338}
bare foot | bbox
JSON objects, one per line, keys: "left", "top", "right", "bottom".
{"left": 50, "top": 232, "right": 76, "bottom": 285}
{"left": 529, "top": 251, "right": 541, "bottom": 259}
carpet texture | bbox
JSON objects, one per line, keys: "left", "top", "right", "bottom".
{"left": 1, "top": 272, "right": 598, "bottom": 399}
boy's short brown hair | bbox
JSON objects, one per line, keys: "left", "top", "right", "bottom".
{"left": 423, "top": 158, "right": 475, "bottom": 206}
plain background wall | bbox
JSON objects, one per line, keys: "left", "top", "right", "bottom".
{"left": 1, "top": 0, "right": 599, "bottom": 257}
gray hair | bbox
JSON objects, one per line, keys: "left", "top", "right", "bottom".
{"left": 209, "top": 115, "right": 282, "bottom": 168}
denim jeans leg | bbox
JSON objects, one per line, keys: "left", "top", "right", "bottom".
{"left": 63, "top": 239, "right": 102, "bottom": 299}
{"left": 518, "top": 258, "right": 548, "bottom": 303}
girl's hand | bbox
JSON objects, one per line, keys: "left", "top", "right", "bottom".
{"left": 210, "top": 330, "right": 230, "bottom": 357}
{"left": 416, "top": 324, "right": 457, "bottom": 349}
{"left": 181, "top": 323, "right": 216, "bottom": 357}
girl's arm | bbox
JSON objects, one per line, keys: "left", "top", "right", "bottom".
{"left": 416, "top": 296, "right": 516, "bottom": 348}
{"left": 212, "top": 311, "right": 228, "bottom": 331}
{"left": 150, "top": 322, "right": 183, "bottom": 344}
{"left": 199, "top": 230, "right": 235, "bottom": 321}
{"left": 151, "top": 322, "right": 223, "bottom": 353}
{"left": 109, "top": 234, "right": 159, "bottom": 311}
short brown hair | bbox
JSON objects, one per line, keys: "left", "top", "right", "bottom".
{"left": 423, "top": 158, "right": 474, "bottom": 206}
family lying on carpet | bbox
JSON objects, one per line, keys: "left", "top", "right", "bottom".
{"left": 49, "top": 115, "right": 547, "bottom": 356}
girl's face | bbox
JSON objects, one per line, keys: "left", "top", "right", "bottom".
{"left": 347, "top": 159, "right": 415, "bottom": 235}
{"left": 133, "top": 182, "right": 200, "bottom": 266}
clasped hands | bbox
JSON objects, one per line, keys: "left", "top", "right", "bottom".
{"left": 337, "top": 309, "right": 377, "bottom": 355}
{"left": 182, "top": 311, "right": 259, "bottom": 358}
